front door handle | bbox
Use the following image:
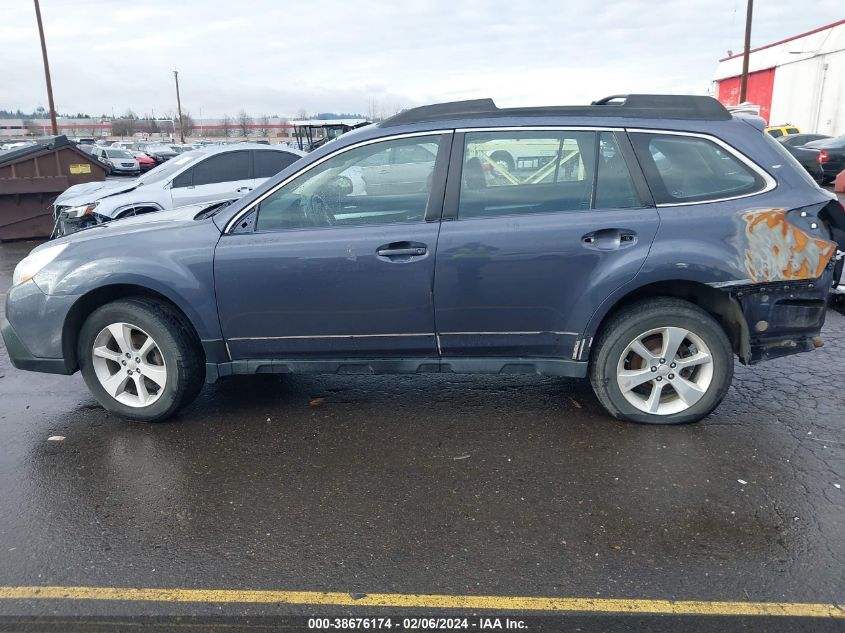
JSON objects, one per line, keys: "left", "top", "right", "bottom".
{"left": 581, "top": 229, "right": 637, "bottom": 251}
{"left": 236, "top": 186, "right": 252, "bottom": 193}
{"left": 376, "top": 242, "right": 428, "bottom": 258}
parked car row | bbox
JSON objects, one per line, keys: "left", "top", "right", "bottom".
{"left": 0, "top": 140, "right": 38, "bottom": 152}
{"left": 775, "top": 132, "right": 845, "bottom": 184}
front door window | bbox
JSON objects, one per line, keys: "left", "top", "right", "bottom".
{"left": 254, "top": 135, "right": 443, "bottom": 231}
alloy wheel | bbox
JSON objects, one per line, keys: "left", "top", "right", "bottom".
{"left": 91, "top": 322, "right": 167, "bottom": 408}
{"left": 615, "top": 326, "right": 714, "bottom": 415}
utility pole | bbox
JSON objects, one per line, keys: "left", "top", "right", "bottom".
{"left": 739, "top": 0, "right": 753, "bottom": 103}
{"left": 33, "top": 0, "right": 58, "bottom": 135}
{"left": 173, "top": 70, "right": 185, "bottom": 143}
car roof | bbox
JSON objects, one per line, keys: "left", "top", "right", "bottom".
{"left": 378, "top": 95, "right": 732, "bottom": 128}
{"left": 184, "top": 143, "right": 306, "bottom": 157}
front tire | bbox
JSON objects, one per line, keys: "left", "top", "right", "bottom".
{"left": 78, "top": 298, "right": 204, "bottom": 422}
{"left": 589, "top": 298, "right": 733, "bottom": 425}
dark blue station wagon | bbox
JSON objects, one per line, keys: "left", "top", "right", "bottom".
{"left": 3, "top": 95, "right": 844, "bottom": 424}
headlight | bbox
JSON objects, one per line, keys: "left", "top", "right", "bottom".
{"left": 12, "top": 243, "right": 69, "bottom": 286}
{"left": 63, "top": 203, "right": 98, "bottom": 218}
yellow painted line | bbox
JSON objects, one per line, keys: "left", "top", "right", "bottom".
{"left": 0, "top": 586, "right": 841, "bottom": 618}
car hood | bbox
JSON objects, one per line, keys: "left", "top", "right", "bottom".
{"left": 50, "top": 205, "right": 218, "bottom": 247}
{"left": 55, "top": 179, "right": 141, "bottom": 206}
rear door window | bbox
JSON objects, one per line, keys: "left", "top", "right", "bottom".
{"left": 254, "top": 150, "right": 299, "bottom": 179}
{"left": 630, "top": 133, "right": 765, "bottom": 204}
{"left": 458, "top": 131, "right": 596, "bottom": 219}
{"left": 595, "top": 132, "right": 643, "bottom": 209}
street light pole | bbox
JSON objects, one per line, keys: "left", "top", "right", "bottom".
{"left": 739, "top": 0, "right": 753, "bottom": 103}
{"left": 173, "top": 70, "right": 185, "bottom": 143}
{"left": 33, "top": 0, "right": 58, "bottom": 135}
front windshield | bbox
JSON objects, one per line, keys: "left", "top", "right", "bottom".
{"left": 137, "top": 152, "right": 201, "bottom": 185}
{"left": 106, "top": 149, "right": 133, "bottom": 159}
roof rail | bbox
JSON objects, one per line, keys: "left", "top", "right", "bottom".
{"left": 380, "top": 94, "right": 732, "bottom": 126}
{"left": 381, "top": 99, "right": 498, "bottom": 126}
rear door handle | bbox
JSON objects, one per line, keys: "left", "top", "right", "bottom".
{"left": 376, "top": 242, "right": 428, "bottom": 258}
{"left": 582, "top": 229, "right": 636, "bottom": 250}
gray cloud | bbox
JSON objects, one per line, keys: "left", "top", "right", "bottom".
{"left": 1, "top": 0, "right": 841, "bottom": 117}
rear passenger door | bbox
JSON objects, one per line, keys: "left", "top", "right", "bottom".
{"left": 433, "top": 129, "right": 659, "bottom": 362}
{"left": 170, "top": 150, "right": 253, "bottom": 206}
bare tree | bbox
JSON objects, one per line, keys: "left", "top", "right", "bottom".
{"left": 237, "top": 109, "right": 252, "bottom": 138}
{"left": 295, "top": 108, "right": 308, "bottom": 120}
{"left": 220, "top": 114, "right": 232, "bottom": 138}
{"left": 112, "top": 114, "right": 138, "bottom": 137}
{"left": 179, "top": 111, "right": 195, "bottom": 137}
{"left": 257, "top": 114, "right": 271, "bottom": 137}
{"left": 277, "top": 117, "right": 289, "bottom": 137}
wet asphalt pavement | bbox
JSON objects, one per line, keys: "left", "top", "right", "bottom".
{"left": 0, "top": 238, "right": 843, "bottom": 626}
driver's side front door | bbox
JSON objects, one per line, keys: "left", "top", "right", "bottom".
{"left": 214, "top": 132, "right": 451, "bottom": 361}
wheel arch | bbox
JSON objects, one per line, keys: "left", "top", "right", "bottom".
{"left": 488, "top": 150, "right": 515, "bottom": 169}
{"left": 62, "top": 284, "right": 204, "bottom": 372}
{"left": 113, "top": 202, "right": 165, "bottom": 218}
{"left": 585, "top": 279, "right": 751, "bottom": 364}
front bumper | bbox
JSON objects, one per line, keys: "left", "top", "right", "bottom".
{"left": 1, "top": 318, "right": 70, "bottom": 375}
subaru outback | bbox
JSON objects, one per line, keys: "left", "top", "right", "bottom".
{"left": 3, "top": 94, "right": 844, "bottom": 424}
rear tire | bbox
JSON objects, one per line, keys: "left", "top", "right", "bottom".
{"left": 78, "top": 298, "right": 204, "bottom": 422}
{"left": 589, "top": 298, "right": 733, "bottom": 425}
{"left": 489, "top": 151, "right": 515, "bottom": 171}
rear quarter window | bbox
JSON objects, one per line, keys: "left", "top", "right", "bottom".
{"left": 630, "top": 133, "right": 766, "bottom": 204}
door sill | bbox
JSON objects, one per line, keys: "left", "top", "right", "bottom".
{"left": 205, "top": 357, "right": 587, "bottom": 383}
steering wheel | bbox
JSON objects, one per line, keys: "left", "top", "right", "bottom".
{"left": 306, "top": 194, "right": 335, "bottom": 227}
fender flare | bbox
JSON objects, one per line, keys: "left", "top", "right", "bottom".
{"left": 112, "top": 202, "right": 166, "bottom": 218}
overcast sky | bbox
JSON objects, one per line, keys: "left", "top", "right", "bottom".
{"left": 1, "top": 1, "right": 842, "bottom": 119}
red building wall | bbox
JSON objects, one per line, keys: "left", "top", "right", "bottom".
{"left": 716, "top": 67, "right": 776, "bottom": 124}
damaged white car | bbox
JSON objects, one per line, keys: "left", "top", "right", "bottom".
{"left": 53, "top": 143, "right": 304, "bottom": 235}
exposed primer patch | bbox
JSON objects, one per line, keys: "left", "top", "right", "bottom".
{"left": 742, "top": 208, "right": 836, "bottom": 283}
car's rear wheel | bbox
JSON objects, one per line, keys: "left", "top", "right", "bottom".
{"left": 589, "top": 298, "right": 733, "bottom": 424}
{"left": 78, "top": 298, "right": 204, "bottom": 422}
{"left": 489, "top": 151, "right": 515, "bottom": 172}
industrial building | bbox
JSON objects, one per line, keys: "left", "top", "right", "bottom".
{"left": 714, "top": 19, "right": 845, "bottom": 135}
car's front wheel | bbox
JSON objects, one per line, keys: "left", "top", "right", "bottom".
{"left": 78, "top": 298, "right": 204, "bottom": 422}
{"left": 589, "top": 298, "right": 733, "bottom": 424}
